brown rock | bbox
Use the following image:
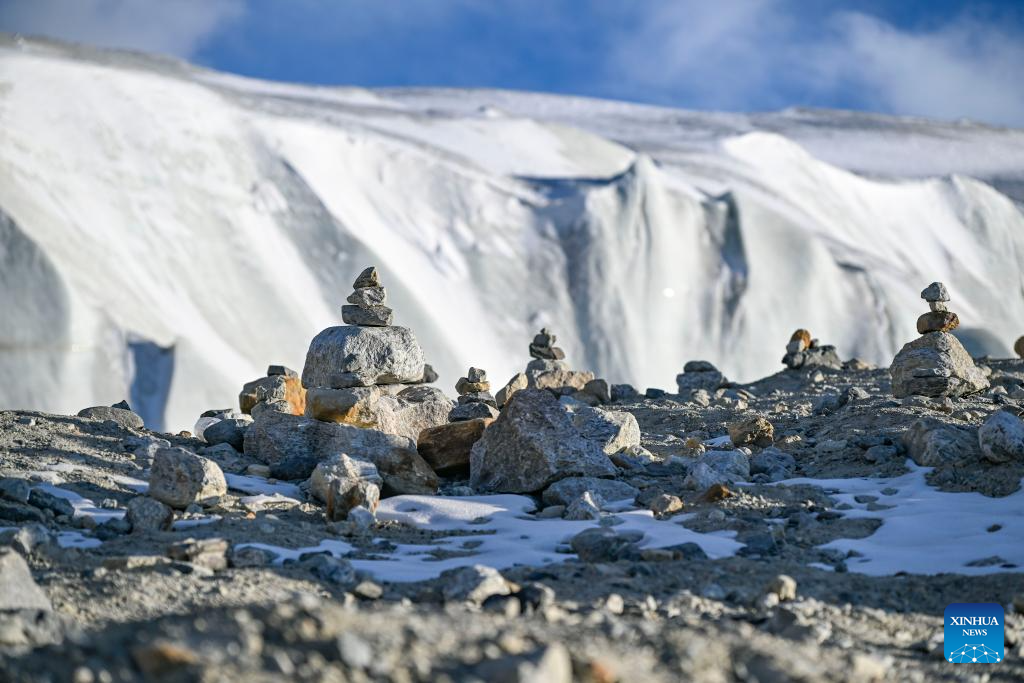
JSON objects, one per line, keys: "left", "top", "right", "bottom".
{"left": 456, "top": 378, "right": 491, "bottom": 394}
{"left": 132, "top": 641, "right": 198, "bottom": 677}
{"left": 1015, "top": 335, "right": 1024, "bottom": 359}
{"left": 648, "top": 493, "right": 684, "bottom": 517}
{"left": 417, "top": 418, "right": 493, "bottom": 473}
{"left": 698, "top": 484, "right": 733, "bottom": 503}
{"left": 789, "top": 329, "right": 811, "bottom": 350}
{"left": 916, "top": 311, "right": 960, "bottom": 334}
{"left": 496, "top": 372, "right": 529, "bottom": 407}
{"left": 728, "top": 415, "right": 774, "bottom": 447}
{"left": 305, "top": 385, "right": 451, "bottom": 441}
{"left": 239, "top": 374, "right": 305, "bottom": 415}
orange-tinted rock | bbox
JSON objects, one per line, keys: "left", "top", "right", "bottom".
{"left": 728, "top": 415, "right": 774, "bottom": 447}
{"left": 1015, "top": 335, "right": 1024, "bottom": 359}
{"left": 239, "top": 374, "right": 305, "bottom": 415}
{"left": 698, "top": 483, "right": 733, "bottom": 503}
{"left": 789, "top": 329, "right": 811, "bottom": 350}
{"left": 417, "top": 418, "right": 493, "bottom": 473}
{"left": 916, "top": 311, "right": 959, "bottom": 334}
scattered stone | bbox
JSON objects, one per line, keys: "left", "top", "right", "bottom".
{"left": 0, "top": 548, "right": 52, "bottom": 611}
{"left": 698, "top": 483, "right": 734, "bottom": 503}
{"left": 417, "top": 417, "right": 493, "bottom": 473}
{"left": 903, "top": 418, "right": 982, "bottom": 468}
{"left": 539, "top": 478, "right": 634, "bottom": 509}
{"left": 648, "top": 493, "right": 684, "bottom": 517}
{"left": 326, "top": 476, "right": 380, "bottom": 522}
{"left": 749, "top": 448, "right": 795, "bottom": 481}
{"left": 570, "top": 527, "right": 641, "bottom": 562}
{"left": 126, "top": 496, "right": 174, "bottom": 532}
{"left": 132, "top": 641, "right": 199, "bottom": 677}
{"left": 76, "top": 405, "right": 144, "bottom": 430}
{"left": 977, "top": 409, "right": 1024, "bottom": 464}
{"left": 728, "top": 415, "right": 774, "bottom": 447}
{"left": 230, "top": 545, "right": 275, "bottom": 568}
{"left": 166, "top": 537, "right": 229, "bottom": 570}
{"left": 308, "top": 453, "right": 383, "bottom": 503}
{"left": 440, "top": 565, "right": 510, "bottom": 604}
{"left": 304, "top": 554, "right": 356, "bottom": 585}
{"left": 676, "top": 360, "right": 726, "bottom": 394}
{"left": 335, "top": 632, "right": 374, "bottom": 669}
{"left": 572, "top": 406, "right": 641, "bottom": 455}
{"left": 469, "top": 389, "right": 615, "bottom": 493}
{"left": 148, "top": 448, "right": 227, "bottom": 509}
{"left": 562, "top": 491, "right": 603, "bottom": 520}
{"left": 581, "top": 378, "right": 611, "bottom": 403}
{"left": 246, "top": 412, "right": 438, "bottom": 495}
{"left": 27, "top": 488, "right": 75, "bottom": 518}
{"left": 472, "top": 643, "right": 572, "bottom": 683}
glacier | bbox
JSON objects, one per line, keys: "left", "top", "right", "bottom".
{"left": 1, "top": 35, "right": 1023, "bottom": 431}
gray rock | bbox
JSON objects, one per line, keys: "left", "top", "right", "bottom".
{"left": 326, "top": 477, "right": 380, "bottom": 522}
{"left": 0, "top": 524, "right": 53, "bottom": 556}
{"left": 148, "top": 448, "right": 227, "bottom": 509}
{"left": 303, "top": 554, "right": 356, "bottom": 586}
{"left": 541, "top": 476, "right": 638, "bottom": 507}
{"left": 581, "top": 378, "right": 611, "bottom": 403}
{"left": 921, "top": 281, "right": 950, "bottom": 302}
{"left": 335, "top": 632, "right": 374, "bottom": 670}
{"left": 309, "top": 453, "right": 383, "bottom": 503}
{"left": 346, "top": 286, "right": 387, "bottom": 307}
{"left": 306, "top": 384, "right": 452, "bottom": 441}
{"left": 126, "top": 496, "right": 173, "bottom": 532}
{"left": 562, "top": 491, "right": 603, "bottom": 520}
{"left": 783, "top": 345, "right": 842, "bottom": 371}
{"left": 684, "top": 450, "right": 750, "bottom": 490}
{"left": 890, "top": 332, "right": 989, "bottom": 398}
{"left": 0, "top": 478, "right": 31, "bottom": 504}
{"left": 266, "top": 364, "right": 298, "bottom": 378}
{"left": 202, "top": 418, "right": 249, "bottom": 451}
{"left": 341, "top": 304, "right": 394, "bottom": 327}
{"left": 246, "top": 412, "right": 438, "bottom": 495}
{"left": 301, "top": 325, "right": 426, "bottom": 389}
{"left": 610, "top": 383, "right": 640, "bottom": 401}
{"left": 449, "top": 401, "right": 499, "bottom": 422}
{"left": 0, "top": 549, "right": 51, "bottom": 611}
{"left": 167, "top": 537, "right": 228, "bottom": 570}
{"left": 27, "top": 488, "right": 74, "bottom": 517}
{"left": 572, "top": 406, "right": 641, "bottom": 455}
{"left": 496, "top": 372, "right": 529, "bottom": 407}
{"left": 76, "top": 406, "right": 144, "bottom": 430}
{"left": 676, "top": 362, "right": 725, "bottom": 394}
{"left": 352, "top": 266, "right": 380, "bottom": 289}
{"left": 978, "top": 409, "right": 1024, "bottom": 464}
{"left": 570, "top": 527, "right": 642, "bottom": 562}
{"left": 469, "top": 389, "right": 615, "bottom": 493}
{"left": 440, "top": 564, "right": 510, "bottom": 604}
{"left": 903, "top": 418, "right": 982, "bottom": 467}
{"left": 230, "top": 546, "right": 276, "bottom": 567}
{"left": 749, "top": 448, "right": 796, "bottom": 481}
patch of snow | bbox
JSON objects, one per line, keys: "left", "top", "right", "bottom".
{"left": 225, "top": 474, "right": 303, "bottom": 500}
{"left": 778, "top": 463, "right": 1024, "bottom": 576}
{"left": 172, "top": 515, "right": 222, "bottom": 530}
{"left": 34, "top": 484, "right": 125, "bottom": 524}
{"left": 56, "top": 530, "right": 102, "bottom": 549}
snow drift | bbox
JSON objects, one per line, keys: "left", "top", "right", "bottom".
{"left": 2, "top": 35, "right": 1023, "bottom": 431}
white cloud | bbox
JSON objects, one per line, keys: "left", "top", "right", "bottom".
{"left": 0, "top": 0, "right": 244, "bottom": 57}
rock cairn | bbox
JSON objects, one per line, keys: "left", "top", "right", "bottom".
{"left": 341, "top": 266, "right": 393, "bottom": 327}
{"left": 451, "top": 367, "right": 499, "bottom": 421}
{"left": 916, "top": 282, "right": 959, "bottom": 334}
{"left": 676, "top": 360, "right": 726, "bottom": 395}
{"left": 782, "top": 329, "right": 841, "bottom": 370}
{"left": 890, "top": 282, "right": 989, "bottom": 398}
{"left": 496, "top": 328, "right": 606, "bottom": 407}
{"left": 529, "top": 328, "right": 565, "bottom": 364}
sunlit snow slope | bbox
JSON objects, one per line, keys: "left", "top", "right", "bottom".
{"left": 2, "top": 36, "right": 1023, "bottom": 431}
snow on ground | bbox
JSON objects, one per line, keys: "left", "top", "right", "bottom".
{"left": 2, "top": 36, "right": 1023, "bottom": 432}
{"left": 778, "top": 464, "right": 1024, "bottom": 576}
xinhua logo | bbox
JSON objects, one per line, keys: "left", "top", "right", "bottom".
{"left": 944, "top": 603, "right": 1004, "bottom": 663}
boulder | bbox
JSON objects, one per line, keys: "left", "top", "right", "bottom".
{"left": 676, "top": 362, "right": 726, "bottom": 394}
{"left": 978, "top": 410, "right": 1024, "bottom": 464}
{"left": 572, "top": 406, "right": 641, "bottom": 455}
{"left": 541, "top": 476, "right": 638, "bottom": 507}
{"left": 469, "top": 389, "right": 615, "bottom": 493}
{"left": 528, "top": 367, "right": 595, "bottom": 394}
{"left": 309, "top": 453, "right": 383, "bottom": 503}
{"left": 890, "top": 332, "right": 989, "bottom": 398}
{"left": 301, "top": 325, "right": 426, "bottom": 389}
{"left": 903, "top": 418, "right": 983, "bottom": 467}
{"left": 563, "top": 491, "right": 603, "bottom": 520}
{"left": 76, "top": 406, "right": 144, "bottom": 430}
{"left": 496, "top": 372, "right": 528, "bottom": 407}
{"left": 728, "top": 415, "right": 774, "bottom": 447}
{"left": 126, "top": 496, "right": 174, "bottom": 532}
{"left": 306, "top": 385, "right": 451, "bottom": 440}
{"left": 417, "top": 418, "right": 493, "bottom": 473}
{"left": 148, "top": 448, "right": 227, "bottom": 509}
{"left": 245, "top": 412, "right": 437, "bottom": 495}
{"left": 202, "top": 418, "right": 250, "bottom": 451}
{"left": 239, "top": 374, "right": 306, "bottom": 415}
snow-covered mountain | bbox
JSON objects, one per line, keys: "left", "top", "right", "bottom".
{"left": 2, "top": 34, "right": 1023, "bottom": 432}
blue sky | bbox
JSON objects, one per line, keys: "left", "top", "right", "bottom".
{"left": 3, "top": 0, "right": 1024, "bottom": 126}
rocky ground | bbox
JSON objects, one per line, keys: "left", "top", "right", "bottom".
{"left": 2, "top": 351, "right": 1024, "bottom": 682}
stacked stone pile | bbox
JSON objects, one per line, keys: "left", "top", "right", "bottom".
{"left": 781, "top": 329, "right": 842, "bottom": 370}
{"left": 890, "top": 282, "right": 989, "bottom": 398}
{"left": 451, "top": 367, "right": 498, "bottom": 421}
{"left": 341, "top": 266, "right": 393, "bottom": 326}
{"left": 496, "top": 328, "right": 607, "bottom": 407}
{"left": 418, "top": 367, "right": 497, "bottom": 475}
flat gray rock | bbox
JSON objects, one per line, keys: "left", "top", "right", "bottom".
{"left": 469, "top": 389, "right": 615, "bottom": 493}
{"left": 0, "top": 549, "right": 52, "bottom": 611}
{"left": 302, "top": 325, "right": 426, "bottom": 389}
{"left": 541, "top": 476, "right": 638, "bottom": 507}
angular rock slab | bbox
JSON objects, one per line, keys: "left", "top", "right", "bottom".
{"left": 469, "top": 389, "right": 615, "bottom": 493}
{"left": 890, "top": 331, "right": 989, "bottom": 398}
{"left": 417, "top": 417, "right": 493, "bottom": 473}
{"left": 302, "top": 325, "right": 426, "bottom": 389}
{"left": 244, "top": 412, "right": 437, "bottom": 495}
{"left": 306, "top": 385, "right": 452, "bottom": 442}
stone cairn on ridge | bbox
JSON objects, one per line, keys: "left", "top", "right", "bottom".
{"left": 889, "top": 281, "right": 989, "bottom": 398}
{"left": 450, "top": 367, "right": 499, "bottom": 421}
{"left": 781, "top": 328, "right": 841, "bottom": 370}
{"left": 495, "top": 328, "right": 610, "bottom": 407}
